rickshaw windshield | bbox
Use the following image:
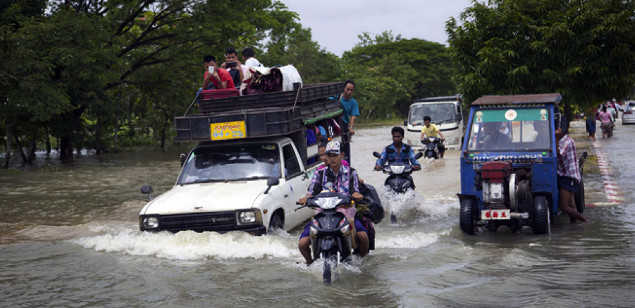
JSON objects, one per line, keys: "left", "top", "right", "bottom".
{"left": 466, "top": 108, "right": 552, "bottom": 152}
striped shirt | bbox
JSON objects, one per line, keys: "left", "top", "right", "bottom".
{"left": 557, "top": 134, "right": 580, "bottom": 182}
{"left": 308, "top": 165, "right": 359, "bottom": 196}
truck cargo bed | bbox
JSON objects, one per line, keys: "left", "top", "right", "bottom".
{"left": 176, "top": 82, "right": 345, "bottom": 143}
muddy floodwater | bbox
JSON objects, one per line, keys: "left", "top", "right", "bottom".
{"left": 1, "top": 122, "right": 634, "bottom": 307}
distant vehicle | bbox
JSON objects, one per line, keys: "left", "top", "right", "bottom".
{"left": 622, "top": 101, "right": 635, "bottom": 125}
{"left": 404, "top": 96, "right": 464, "bottom": 150}
{"left": 458, "top": 93, "right": 587, "bottom": 235}
{"left": 421, "top": 137, "right": 442, "bottom": 159}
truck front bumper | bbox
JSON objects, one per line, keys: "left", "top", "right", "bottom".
{"left": 139, "top": 212, "right": 267, "bottom": 236}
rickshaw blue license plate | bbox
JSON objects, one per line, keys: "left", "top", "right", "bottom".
{"left": 481, "top": 209, "right": 510, "bottom": 220}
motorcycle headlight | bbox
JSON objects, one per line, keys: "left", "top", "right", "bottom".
{"left": 237, "top": 210, "right": 262, "bottom": 225}
{"left": 389, "top": 165, "right": 406, "bottom": 174}
{"left": 314, "top": 197, "right": 342, "bottom": 209}
{"left": 142, "top": 216, "right": 159, "bottom": 229}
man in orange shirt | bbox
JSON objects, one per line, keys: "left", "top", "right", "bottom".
{"left": 202, "top": 55, "right": 235, "bottom": 90}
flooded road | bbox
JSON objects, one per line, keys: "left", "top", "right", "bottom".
{"left": 1, "top": 122, "right": 634, "bottom": 307}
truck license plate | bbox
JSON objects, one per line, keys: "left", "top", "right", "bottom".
{"left": 481, "top": 209, "right": 510, "bottom": 220}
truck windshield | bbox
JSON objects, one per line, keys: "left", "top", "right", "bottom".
{"left": 177, "top": 144, "right": 280, "bottom": 184}
{"left": 409, "top": 103, "right": 457, "bottom": 126}
{"left": 466, "top": 108, "right": 551, "bottom": 152}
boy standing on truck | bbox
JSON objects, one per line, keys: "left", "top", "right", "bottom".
{"left": 420, "top": 116, "right": 447, "bottom": 158}
{"left": 339, "top": 80, "right": 359, "bottom": 164}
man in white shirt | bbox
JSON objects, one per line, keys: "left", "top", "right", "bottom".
{"left": 242, "top": 48, "right": 263, "bottom": 68}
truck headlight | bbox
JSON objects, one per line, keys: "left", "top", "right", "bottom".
{"left": 142, "top": 216, "right": 159, "bottom": 229}
{"left": 237, "top": 210, "right": 262, "bottom": 225}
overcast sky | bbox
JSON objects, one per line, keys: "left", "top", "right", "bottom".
{"left": 279, "top": 0, "right": 475, "bottom": 56}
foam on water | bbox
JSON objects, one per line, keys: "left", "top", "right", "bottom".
{"left": 71, "top": 224, "right": 300, "bottom": 261}
{"left": 375, "top": 229, "right": 449, "bottom": 249}
{"left": 381, "top": 187, "right": 458, "bottom": 222}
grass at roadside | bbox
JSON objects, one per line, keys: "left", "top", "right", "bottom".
{"left": 356, "top": 119, "right": 403, "bottom": 128}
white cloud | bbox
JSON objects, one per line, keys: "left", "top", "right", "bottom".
{"left": 279, "top": 0, "right": 474, "bottom": 56}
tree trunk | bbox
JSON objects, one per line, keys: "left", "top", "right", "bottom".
{"left": 60, "top": 136, "right": 74, "bottom": 160}
{"left": 160, "top": 113, "right": 168, "bottom": 149}
{"left": 46, "top": 132, "right": 51, "bottom": 155}
{"left": 13, "top": 134, "right": 27, "bottom": 163}
{"left": 27, "top": 138, "right": 36, "bottom": 162}
{"left": 95, "top": 114, "right": 103, "bottom": 155}
{"left": 3, "top": 124, "right": 13, "bottom": 168}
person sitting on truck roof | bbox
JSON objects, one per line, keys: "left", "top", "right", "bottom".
{"left": 202, "top": 55, "right": 235, "bottom": 90}
{"left": 242, "top": 47, "right": 263, "bottom": 68}
{"left": 375, "top": 127, "right": 422, "bottom": 170}
{"left": 220, "top": 47, "right": 245, "bottom": 89}
{"left": 298, "top": 140, "right": 368, "bottom": 265}
{"left": 420, "top": 116, "right": 447, "bottom": 158}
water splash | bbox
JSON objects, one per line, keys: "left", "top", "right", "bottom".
{"left": 71, "top": 224, "right": 300, "bottom": 261}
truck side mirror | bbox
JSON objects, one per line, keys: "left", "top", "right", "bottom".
{"left": 141, "top": 185, "right": 154, "bottom": 201}
{"left": 264, "top": 177, "right": 280, "bottom": 194}
{"left": 372, "top": 151, "right": 381, "bottom": 159}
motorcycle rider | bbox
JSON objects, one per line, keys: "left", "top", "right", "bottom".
{"left": 375, "top": 127, "right": 422, "bottom": 171}
{"left": 298, "top": 140, "right": 369, "bottom": 265}
{"left": 419, "top": 116, "right": 446, "bottom": 158}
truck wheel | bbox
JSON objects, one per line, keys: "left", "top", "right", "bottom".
{"left": 268, "top": 213, "right": 284, "bottom": 233}
{"left": 575, "top": 179, "right": 585, "bottom": 214}
{"left": 532, "top": 196, "right": 550, "bottom": 234}
{"left": 459, "top": 199, "right": 476, "bottom": 235}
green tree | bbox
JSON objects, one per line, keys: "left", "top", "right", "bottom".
{"left": 446, "top": 0, "right": 635, "bottom": 116}
{"left": 343, "top": 31, "right": 457, "bottom": 119}
{"left": 1, "top": 0, "right": 302, "bottom": 165}
{"left": 260, "top": 23, "right": 343, "bottom": 84}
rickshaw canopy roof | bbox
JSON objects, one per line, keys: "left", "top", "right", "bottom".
{"left": 472, "top": 93, "right": 561, "bottom": 106}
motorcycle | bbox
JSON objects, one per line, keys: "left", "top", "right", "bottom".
{"left": 295, "top": 185, "right": 383, "bottom": 285}
{"left": 295, "top": 191, "right": 354, "bottom": 285}
{"left": 421, "top": 137, "right": 441, "bottom": 159}
{"left": 373, "top": 151, "right": 423, "bottom": 222}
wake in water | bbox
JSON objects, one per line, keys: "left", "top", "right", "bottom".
{"left": 71, "top": 224, "right": 300, "bottom": 261}
{"left": 381, "top": 187, "right": 457, "bottom": 223}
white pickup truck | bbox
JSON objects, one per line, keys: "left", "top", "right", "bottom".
{"left": 139, "top": 83, "right": 345, "bottom": 235}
